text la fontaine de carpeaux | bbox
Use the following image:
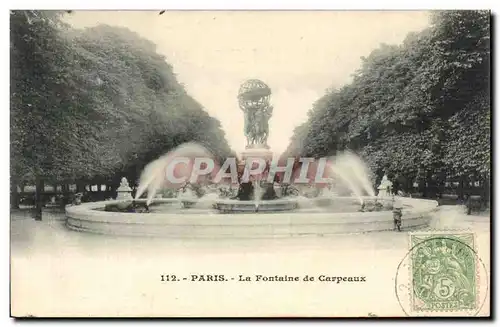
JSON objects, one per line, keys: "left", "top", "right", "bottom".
{"left": 239, "top": 275, "right": 367, "bottom": 283}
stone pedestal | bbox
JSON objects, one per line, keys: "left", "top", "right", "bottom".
{"left": 239, "top": 146, "right": 274, "bottom": 181}
{"left": 116, "top": 177, "right": 133, "bottom": 200}
{"left": 116, "top": 190, "right": 133, "bottom": 200}
{"left": 234, "top": 145, "right": 276, "bottom": 200}
{"left": 240, "top": 146, "right": 274, "bottom": 161}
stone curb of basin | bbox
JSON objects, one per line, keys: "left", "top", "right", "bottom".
{"left": 65, "top": 197, "right": 439, "bottom": 238}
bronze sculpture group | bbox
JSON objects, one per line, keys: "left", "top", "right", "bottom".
{"left": 238, "top": 79, "right": 273, "bottom": 148}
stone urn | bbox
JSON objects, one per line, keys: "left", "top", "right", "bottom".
{"left": 377, "top": 174, "right": 393, "bottom": 198}
{"left": 116, "top": 177, "right": 133, "bottom": 200}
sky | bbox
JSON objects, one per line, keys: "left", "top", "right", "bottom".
{"left": 65, "top": 11, "right": 430, "bottom": 155}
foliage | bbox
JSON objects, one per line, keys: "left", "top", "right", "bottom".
{"left": 11, "top": 11, "right": 232, "bottom": 187}
{"left": 10, "top": 10, "right": 98, "bottom": 183}
{"left": 286, "top": 10, "right": 490, "bottom": 191}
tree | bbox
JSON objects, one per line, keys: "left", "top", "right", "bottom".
{"left": 11, "top": 13, "right": 233, "bottom": 213}
{"left": 66, "top": 25, "right": 232, "bottom": 185}
{"left": 287, "top": 10, "right": 490, "bottom": 198}
{"left": 10, "top": 10, "right": 100, "bottom": 215}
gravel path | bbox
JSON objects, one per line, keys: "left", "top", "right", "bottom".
{"left": 10, "top": 205, "right": 490, "bottom": 317}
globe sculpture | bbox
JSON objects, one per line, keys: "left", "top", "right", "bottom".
{"left": 238, "top": 79, "right": 273, "bottom": 149}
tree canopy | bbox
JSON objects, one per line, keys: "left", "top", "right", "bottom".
{"left": 285, "top": 10, "right": 490, "bottom": 191}
{"left": 10, "top": 10, "right": 232, "bottom": 187}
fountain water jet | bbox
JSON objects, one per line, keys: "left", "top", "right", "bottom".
{"left": 66, "top": 141, "right": 438, "bottom": 237}
{"left": 135, "top": 142, "right": 218, "bottom": 205}
{"left": 325, "top": 152, "right": 375, "bottom": 203}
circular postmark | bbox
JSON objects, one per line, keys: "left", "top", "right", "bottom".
{"left": 395, "top": 233, "right": 489, "bottom": 317}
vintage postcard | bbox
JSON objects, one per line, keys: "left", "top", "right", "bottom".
{"left": 10, "top": 10, "right": 491, "bottom": 318}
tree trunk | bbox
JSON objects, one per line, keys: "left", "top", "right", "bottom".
{"left": 60, "top": 184, "right": 69, "bottom": 209}
{"left": 76, "top": 181, "right": 83, "bottom": 193}
{"left": 32, "top": 177, "right": 44, "bottom": 220}
{"left": 483, "top": 177, "right": 490, "bottom": 208}
{"left": 418, "top": 170, "right": 427, "bottom": 198}
{"left": 458, "top": 176, "right": 465, "bottom": 202}
{"left": 106, "top": 184, "right": 113, "bottom": 200}
{"left": 10, "top": 179, "right": 20, "bottom": 209}
{"left": 427, "top": 172, "right": 437, "bottom": 199}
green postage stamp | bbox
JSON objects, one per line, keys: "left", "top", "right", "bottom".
{"left": 409, "top": 231, "right": 478, "bottom": 312}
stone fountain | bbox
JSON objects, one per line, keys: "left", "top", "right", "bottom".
{"left": 65, "top": 79, "right": 439, "bottom": 238}
{"left": 212, "top": 79, "right": 298, "bottom": 213}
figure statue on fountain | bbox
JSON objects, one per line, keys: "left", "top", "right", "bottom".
{"left": 238, "top": 79, "right": 273, "bottom": 149}
{"left": 377, "top": 174, "right": 393, "bottom": 198}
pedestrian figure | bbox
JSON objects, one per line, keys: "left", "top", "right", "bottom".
{"left": 392, "top": 196, "right": 403, "bottom": 232}
{"left": 393, "top": 207, "right": 402, "bottom": 231}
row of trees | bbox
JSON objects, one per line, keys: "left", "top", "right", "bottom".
{"left": 285, "top": 11, "right": 490, "bottom": 200}
{"left": 10, "top": 11, "right": 233, "bottom": 213}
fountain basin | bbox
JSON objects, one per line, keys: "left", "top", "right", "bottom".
{"left": 213, "top": 198, "right": 298, "bottom": 213}
{"left": 310, "top": 196, "right": 392, "bottom": 208}
{"left": 65, "top": 197, "right": 438, "bottom": 238}
{"left": 179, "top": 199, "right": 198, "bottom": 209}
